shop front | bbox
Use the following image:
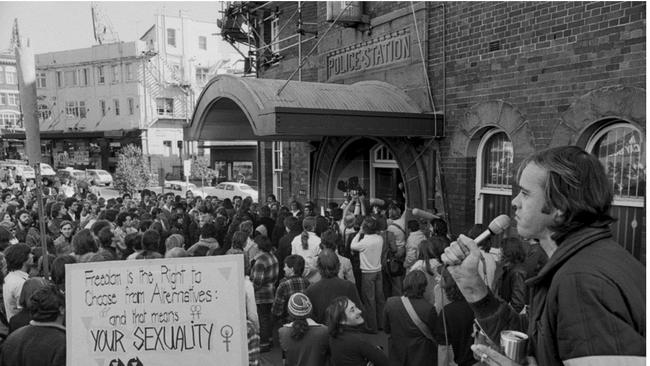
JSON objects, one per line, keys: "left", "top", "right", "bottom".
{"left": 2, "top": 129, "right": 142, "bottom": 173}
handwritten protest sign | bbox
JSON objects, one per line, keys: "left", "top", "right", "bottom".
{"left": 66, "top": 255, "right": 247, "bottom": 366}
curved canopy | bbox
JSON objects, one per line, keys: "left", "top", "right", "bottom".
{"left": 185, "top": 75, "right": 443, "bottom": 141}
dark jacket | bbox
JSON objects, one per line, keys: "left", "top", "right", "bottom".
{"left": 383, "top": 296, "right": 437, "bottom": 366}
{"left": 472, "top": 224, "right": 645, "bottom": 366}
{"left": 492, "top": 262, "right": 527, "bottom": 313}
{"left": 329, "top": 326, "right": 389, "bottom": 366}
{"left": 305, "top": 277, "right": 363, "bottom": 325}
{"left": 0, "top": 322, "right": 66, "bottom": 366}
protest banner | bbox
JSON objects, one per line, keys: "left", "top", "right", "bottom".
{"left": 66, "top": 255, "right": 247, "bottom": 366}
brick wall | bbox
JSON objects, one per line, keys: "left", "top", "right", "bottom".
{"left": 427, "top": 1, "right": 645, "bottom": 234}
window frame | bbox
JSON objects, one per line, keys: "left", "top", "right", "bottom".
{"left": 112, "top": 65, "right": 120, "bottom": 83}
{"left": 113, "top": 99, "right": 120, "bottom": 116}
{"left": 128, "top": 98, "right": 134, "bottom": 115}
{"left": 99, "top": 99, "right": 106, "bottom": 117}
{"left": 156, "top": 97, "right": 174, "bottom": 116}
{"left": 475, "top": 129, "right": 514, "bottom": 223}
{"left": 4, "top": 66, "right": 16, "bottom": 84}
{"left": 97, "top": 66, "right": 105, "bottom": 84}
{"left": 271, "top": 17, "right": 280, "bottom": 53}
{"left": 167, "top": 28, "right": 176, "bottom": 47}
{"left": 198, "top": 36, "right": 207, "bottom": 50}
{"left": 586, "top": 122, "right": 645, "bottom": 207}
{"left": 36, "top": 72, "right": 47, "bottom": 88}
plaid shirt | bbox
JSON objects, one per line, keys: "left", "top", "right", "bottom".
{"left": 271, "top": 275, "right": 310, "bottom": 320}
{"left": 250, "top": 252, "right": 279, "bottom": 304}
{"left": 247, "top": 319, "right": 260, "bottom": 366}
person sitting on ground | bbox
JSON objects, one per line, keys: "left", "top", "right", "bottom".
{"left": 279, "top": 293, "right": 329, "bottom": 366}
{"left": 0, "top": 284, "right": 66, "bottom": 366}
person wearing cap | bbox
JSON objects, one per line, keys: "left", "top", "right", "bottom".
{"left": 278, "top": 293, "right": 329, "bottom": 366}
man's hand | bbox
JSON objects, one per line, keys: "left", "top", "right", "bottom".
{"left": 441, "top": 234, "right": 489, "bottom": 302}
{"left": 471, "top": 344, "right": 538, "bottom": 366}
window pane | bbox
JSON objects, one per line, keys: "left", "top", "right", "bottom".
{"left": 482, "top": 132, "right": 513, "bottom": 188}
{"left": 591, "top": 126, "right": 645, "bottom": 199}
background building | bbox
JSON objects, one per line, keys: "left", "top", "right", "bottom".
{"left": 0, "top": 50, "right": 24, "bottom": 159}
{"left": 5, "top": 12, "right": 243, "bottom": 180}
{"left": 190, "top": 1, "right": 645, "bottom": 261}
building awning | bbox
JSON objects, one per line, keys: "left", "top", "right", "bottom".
{"left": 185, "top": 75, "right": 444, "bottom": 141}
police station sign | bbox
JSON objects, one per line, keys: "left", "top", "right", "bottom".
{"left": 326, "top": 28, "right": 412, "bottom": 80}
{"left": 66, "top": 256, "right": 247, "bottom": 366}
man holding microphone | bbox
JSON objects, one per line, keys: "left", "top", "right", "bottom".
{"left": 442, "top": 146, "right": 645, "bottom": 366}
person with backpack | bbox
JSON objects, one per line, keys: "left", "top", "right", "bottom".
{"left": 385, "top": 203, "right": 407, "bottom": 297}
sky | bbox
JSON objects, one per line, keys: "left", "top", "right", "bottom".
{"left": 0, "top": 1, "right": 239, "bottom": 57}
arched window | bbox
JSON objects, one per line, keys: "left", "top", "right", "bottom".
{"left": 476, "top": 130, "right": 513, "bottom": 223}
{"left": 586, "top": 122, "right": 644, "bottom": 258}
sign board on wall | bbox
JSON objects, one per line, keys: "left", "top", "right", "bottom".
{"left": 326, "top": 28, "right": 412, "bottom": 81}
{"left": 66, "top": 256, "right": 247, "bottom": 366}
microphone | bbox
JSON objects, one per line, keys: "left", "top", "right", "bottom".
{"left": 442, "top": 215, "right": 511, "bottom": 267}
{"left": 473, "top": 215, "right": 511, "bottom": 245}
{"left": 412, "top": 208, "right": 440, "bottom": 220}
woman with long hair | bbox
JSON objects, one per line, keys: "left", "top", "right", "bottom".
{"left": 278, "top": 293, "right": 329, "bottom": 366}
{"left": 291, "top": 216, "right": 321, "bottom": 283}
{"left": 492, "top": 237, "right": 528, "bottom": 313}
{"left": 327, "top": 296, "right": 389, "bottom": 366}
{"left": 407, "top": 237, "right": 446, "bottom": 307}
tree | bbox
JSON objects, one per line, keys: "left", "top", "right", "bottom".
{"left": 190, "top": 156, "right": 217, "bottom": 186}
{"left": 114, "top": 144, "right": 153, "bottom": 196}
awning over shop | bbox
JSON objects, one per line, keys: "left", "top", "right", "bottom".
{"left": 185, "top": 75, "right": 443, "bottom": 141}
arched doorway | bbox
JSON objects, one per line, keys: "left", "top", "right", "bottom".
{"left": 585, "top": 120, "right": 645, "bottom": 259}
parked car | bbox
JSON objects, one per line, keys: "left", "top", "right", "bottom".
{"left": 86, "top": 169, "right": 113, "bottom": 186}
{"left": 0, "top": 161, "right": 35, "bottom": 180}
{"left": 57, "top": 167, "right": 87, "bottom": 182}
{"left": 160, "top": 181, "right": 217, "bottom": 199}
{"left": 39, "top": 163, "right": 56, "bottom": 177}
{"left": 212, "top": 182, "right": 259, "bottom": 201}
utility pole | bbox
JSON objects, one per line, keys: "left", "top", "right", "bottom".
{"left": 14, "top": 19, "right": 49, "bottom": 278}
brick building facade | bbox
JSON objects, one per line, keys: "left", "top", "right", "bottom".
{"left": 189, "top": 1, "right": 645, "bottom": 261}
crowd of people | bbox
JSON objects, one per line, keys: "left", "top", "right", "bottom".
{"left": 0, "top": 145, "right": 644, "bottom": 366}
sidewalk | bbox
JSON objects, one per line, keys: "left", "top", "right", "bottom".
{"left": 259, "top": 331, "right": 389, "bottom": 365}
